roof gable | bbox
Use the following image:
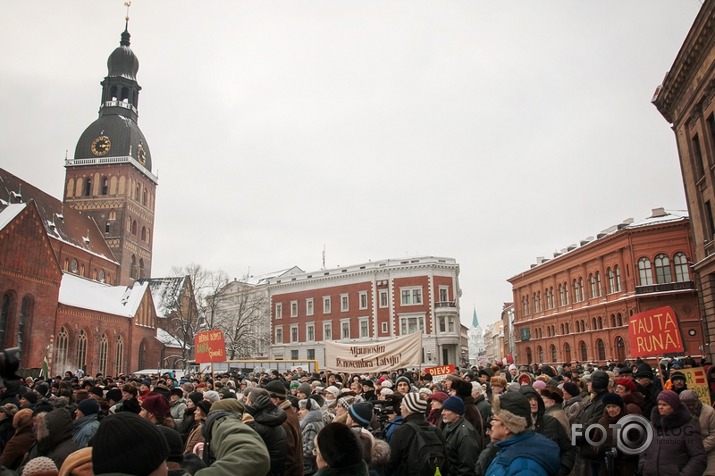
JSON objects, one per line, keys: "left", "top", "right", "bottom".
{"left": 59, "top": 273, "right": 149, "bottom": 317}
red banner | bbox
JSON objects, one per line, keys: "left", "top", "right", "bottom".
{"left": 193, "top": 329, "right": 226, "bottom": 363}
{"left": 424, "top": 364, "right": 456, "bottom": 376}
{"left": 628, "top": 306, "right": 684, "bottom": 358}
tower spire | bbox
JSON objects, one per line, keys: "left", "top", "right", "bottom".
{"left": 121, "top": 1, "right": 132, "bottom": 46}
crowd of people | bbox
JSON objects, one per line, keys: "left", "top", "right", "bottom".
{"left": 0, "top": 358, "right": 711, "bottom": 475}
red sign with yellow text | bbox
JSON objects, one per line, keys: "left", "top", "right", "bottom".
{"left": 193, "top": 329, "right": 226, "bottom": 363}
{"left": 628, "top": 306, "right": 684, "bottom": 358}
{"left": 425, "top": 364, "right": 456, "bottom": 376}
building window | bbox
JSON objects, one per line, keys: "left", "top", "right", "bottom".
{"left": 307, "top": 349, "right": 315, "bottom": 360}
{"left": 323, "top": 322, "right": 332, "bottom": 341}
{"left": 607, "top": 268, "right": 614, "bottom": 294}
{"left": 693, "top": 134, "right": 706, "bottom": 180}
{"left": 400, "top": 316, "right": 424, "bottom": 335}
{"left": 579, "top": 341, "right": 588, "bottom": 361}
{"left": 341, "top": 294, "right": 349, "bottom": 312}
{"left": 275, "top": 303, "right": 282, "bottom": 319}
{"left": 638, "top": 258, "right": 654, "bottom": 286}
{"left": 596, "top": 338, "right": 606, "bottom": 361}
{"left": 439, "top": 287, "right": 449, "bottom": 303}
{"left": 290, "top": 301, "right": 298, "bottom": 318}
{"left": 115, "top": 335, "right": 124, "bottom": 376}
{"left": 448, "top": 317, "right": 455, "bottom": 333}
{"left": 77, "top": 330, "right": 88, "bottom": 372}
{"left": 654, "top": 254, "right": 672, "bottom": 284}
{"left": 359, "top": 291, "right": 368, "bottom": 310}
{"left": 0, "top": 294, "right": 11, "bottom": 350}
{"left": 323, "top": 297, "right": 331, "bottom": 314}
{"left": 275, "top": 327, "right": 283, "bottom": 344}
{"left": 98, "top": 334, "right": 108, "bottom": 376}
{"left": 550, "top": 344, "right": 557, "bottom": 362}
{"left": 101, "top": 177, "right": 109, "bottom": 195}
{"left": 18, "top": 296, "right": 31, "bottom": 353}
{"left": 615, "top": 266, "right": 622, "bottom": 292}
{"left": 306, "top": 298, "right": 314, "bottom": 316}
{"left": 84, "top": 178, "right": 92, "bottom": 197}
{"left": 291, "top": 325, "right": 299, "bottom": 343}
{"left": 381, "top": 322, "right": 388, "bottom": 333}
{"left": 307, "top": 324, "right": 315, "bottom": 342}
{"left": 596, "top": 272, "right": 602, "bottom": 297}
{"left": 56, "top": 326, "right": 69, "bottom": 372}
{"left": 379, "top": 290, "right": 388, "bottom": 308}
{"left": 291, "top": 350, "right": 299, "bottom": 360}
{"left": 439, "top": 317, "right": 446, "bottom": 333}
{"left": 400, "top": 287, "right": 423, "bottom": 306}
{"left": 538, "top": 346, "right": 544, "bottom": 362}
{"left": 707, "top": 201, "right": 715, "bottom": 240}
{"left": 341, "top": 320, "right": 350, "bottom": 339}
{"left": 674, "top": 253, "right": 690, "bottom": 282}
{"left": 360, "top": 318, "right": 369, "bottom": 338}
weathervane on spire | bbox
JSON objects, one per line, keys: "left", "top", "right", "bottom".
{"left": 124, "top": 1, "right": 131, "bottom": 27}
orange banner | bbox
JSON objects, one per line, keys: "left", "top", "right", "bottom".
{"left": 628, "top": 306, "right": 684, "bottom": 358}
{"left": 193, "top": 329, "right": 226, "bottom": 363}
{"left": 424, "top": 364, "right": 456, "bottom": 376}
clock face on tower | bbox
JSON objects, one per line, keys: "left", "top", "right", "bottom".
{"left": 137, "top": 144, "right": 146, "bottom": 165}
{"left": 90, "top": 136, "right": 112, "bottom": 156}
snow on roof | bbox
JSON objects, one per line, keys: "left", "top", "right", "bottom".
{"left": 147, "top": 277, "right": 186, "bottom": 317}
{"left": 0, "top": 203, "right": 26, "bottom": 232}
{"left": 240, "top": 266, "right": 304, "bottom": 286}
{"left": 156, "top": 327, "right": 184, "bottom": 348}
{"left": 59, "top": 273, "right": 148, "bottom": 317}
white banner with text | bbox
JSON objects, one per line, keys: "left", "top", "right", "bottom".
{"left": 324, "top": 332, "right": 422, "bottom": 373}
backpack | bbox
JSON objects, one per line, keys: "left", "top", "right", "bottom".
{"left": 404, "top": 421, "right": 446, "bottom": 476}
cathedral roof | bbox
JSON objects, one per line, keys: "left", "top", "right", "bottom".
{"left": 59, "top": 272, "right": 148, "bottom": 317}
{"left": 147, "top": 276, "right": 189, "bottom": 318}
{"left": 107, "top": 28, "right": 139, "bottom": 80}
{"left": 0, "top": 168, "right": 117, "bottom": 263}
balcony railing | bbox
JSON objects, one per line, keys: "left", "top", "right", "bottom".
{"left": 435, "top": 301, "right": 457, "bottom": 308}
{"left": 635, "top": 281, "right": 695, "bottom": 295}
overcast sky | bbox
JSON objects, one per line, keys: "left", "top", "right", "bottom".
{"left": 0, "top": 1, "right": 702, "bottom": 329}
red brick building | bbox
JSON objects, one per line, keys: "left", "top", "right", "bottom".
{"left": 0, "top": 24, "right": 175, "bottom": 376}
{"left": 268, "top": 256, "right": 461, "bottom": 369}
{"left": 508, "top": 209, "right": 705, "bottom": 366}
{"left": 652, "top": 0, "right": 715, "bottom": 364}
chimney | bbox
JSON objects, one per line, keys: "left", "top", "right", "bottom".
{"left": 652, "top": 207, "right": 667, "bottom": 217}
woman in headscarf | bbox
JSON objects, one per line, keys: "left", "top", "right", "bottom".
{"left": 299, "top": 396, "right": 326, "bottom": 476}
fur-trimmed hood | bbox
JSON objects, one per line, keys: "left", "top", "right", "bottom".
{"left": 649, "top": 404, "right": 693, "bottom": 430}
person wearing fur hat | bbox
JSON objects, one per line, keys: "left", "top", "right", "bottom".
{"left": 2, "top": 408, "right": 35, "bottom": 470}
{"left": 680, "top": 390, "right": 715, "bottom": 475}
{"left": 387, "top": 392, "right": 448, "bottom": 476}
{"left": 264, "top": 379, "right": 304, "bottom": 476}
{"left": 490, "top": 376, "right": 507, "bottom": 397}
{"left": 441, "top": 396, "right": 481, "bottom": 476}
{"left": 313, "top": 422, "right": 369, "bottom": 476}
{"left": 590, "top": 393, "right": 638, "bottom": 476}
{"left": 517, "top": 372, "right": 534, "bottom": 386}
{"left": 25, "top": 409, "right": 79, "bottom": 470}
{"left": 614, "top": 378, "right": 644, "bottom": 416}
{"left": 639, "top": 390, "right": 706, "bottom": 476}
{"left": 299, "top": 397, "right": 326, "bottom": 476}
{"left": 539, "top": 386, "right": 569, "bottom": 437}
{"left": 484, "top": 392, "right": 560, "bottom": 476}
{"left": 574, "top": 370, "right": 610, "bottom": 475}
{"left": 141, "top": 392, "right": 175, "bottom": 429}
{"left": 518, "top": 386, "right": 576, "bottom": 476}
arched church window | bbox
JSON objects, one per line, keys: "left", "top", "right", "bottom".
{"left": 141, "top": 227, "right": 147, "bottom": 241}
{"left": 139, "top": 259, "right": 145, "bottom": 279}
{"left": 110, "top": 85, "right": 118, "bottom": 100}
{"left": 56, "top": 326, "right": 69, "bottom": 372}
{"left": 101, "top": 177, "right": 109, "bottom": 195}
{"left": 130, "top": 255, "right": 137, "bottom": 279}
{"left": 77, "top": 330, "right": 87, "bottom": 372}
{"left": 83, "top": 178, "right": 92, "bottom": 197}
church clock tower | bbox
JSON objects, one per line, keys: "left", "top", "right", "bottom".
{"left": 64, "top": 18, "right": 157, "bottom": 286}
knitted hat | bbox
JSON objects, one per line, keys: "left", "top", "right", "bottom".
{"left": 290, "top": 381, "right": 300, "bottom": 390}
{"left": 471, "top": 382, "right": 484, "bottom": 395}
{"left": 263, "top": 380, "right": 287, "bottom": 398}
{"left": 442, "top": 396, "right": 465, "bottom": 415}
{"left": 430, "top": 391, "right": 449, "bottom": 403}
{"left": 590, "top": 371, "right": 610, "bottom": 392}
{"left": 89, "top": 387, "right": 104, "bottom": 398}
{"left": 141, "top": 392, "right": 170, "bottom": 417}
{"left": 634, "top": 364, "right": 654, "bottom": 380}
{"left": 157, "top": 426, "right": 184, "bottom": 464}
{"left": 616, "top": 378, "right": 636, "bottom": 394}
{"left": 381, "top": 379, "right": 393, "bottom": 388}
{"left": 348, "top": 402, "right": 374, "bottom": 428}
{"left": 395, "top": 376, "right": 411, "bottom": 387}
{"left": 92, "top": 412, "right": 169, "bottom": 475}
{"left": 602, "top": 393, "right": 624, "bottom": 408}
{"left": 532, "top": 380, "right": 546, "bottom": 391}
{"left": 203, "top": 390, "right": 220, "bottom": 403}
{"left": 562, "top": 382, "right": 580, "bottom": 398}
{"left": 78, "top": 398, "right": 100, "bottom": 416}
{"left": 188, "top": 391, "right": 204, "bottom": 406}
{"left": 22, "top": 392, "right": 37, "bottom": 405}
{"left": 679, "top": 390, "right": 699, "bottom": 404}
{"left": 22, "top": 456, "right": 58, "bottom": 476}
{"left": 361, "top": 379, "right": 375, "bottom": 389}
{"left": 670, "top": 371, "right": 686, "bottom": 382}
{"left": 209, "top": 398, "right": 244, "bottom": 414}
{"left": 657, "top": 390, "right": 681, "bottom": 410}
{"left": 297, "top": 383, "right": 312, "bottom": 396}
{"left": 324, "top": 386, "right": 340, "bottom": 399}
{"left": 316, "top": 423, "right": 364, "bottom": 468}
{"left": 492, "top": 392, "right": 532, "bottom": 435}
{"left": 299, "top": 398, "right": 322, "bottom": 411}
{"left": 59, "top": 447, "right": 92, "bottom": 476}
{"left": 403, "top": 393, "right": 428, "bottom": 414}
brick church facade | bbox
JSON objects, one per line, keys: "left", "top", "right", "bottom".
{"left": 0, "top": 21, "right": 181, "bottom": 377}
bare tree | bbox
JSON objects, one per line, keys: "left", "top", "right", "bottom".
{"left": 210, "top": 278, "right": 271, "bottom": 360}
{"left": 151, "top": 264, "right": 230, "bottom": 367}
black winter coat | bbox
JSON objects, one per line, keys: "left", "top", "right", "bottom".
{"left": 575, "top": 389, "right": 607, "bottom": 461}
{"left": 386, "top": 412, "right": 449, "bottom": 476}
{"left": 247, "top": 394, "right": 288, "bottom": 476}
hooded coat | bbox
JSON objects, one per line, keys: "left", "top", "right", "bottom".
{"left": 485, "top": 431, "right": 560, "bottom": 476}
{"left": 300, "top": 407, "right": 325, "bottom": 475}
{"left": 194, "top": 413, "right": 270, "bottom": 476}
{"left": 246, "top": 394, "right": 288, "bottom": 476}
{"left": 278, "top": 399, "right": 303, "bottom": 476}
{"left": 27, "top": 409, "right": 79, "bottom": 469}
{"left": 638, "top": 405, "right": 706, "bottom": 476}
{"left": 518, "top": 386, "right": 576, "bottom": 476}
{"left": 591, "top": 401, "right": 638, "bottom": 476}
